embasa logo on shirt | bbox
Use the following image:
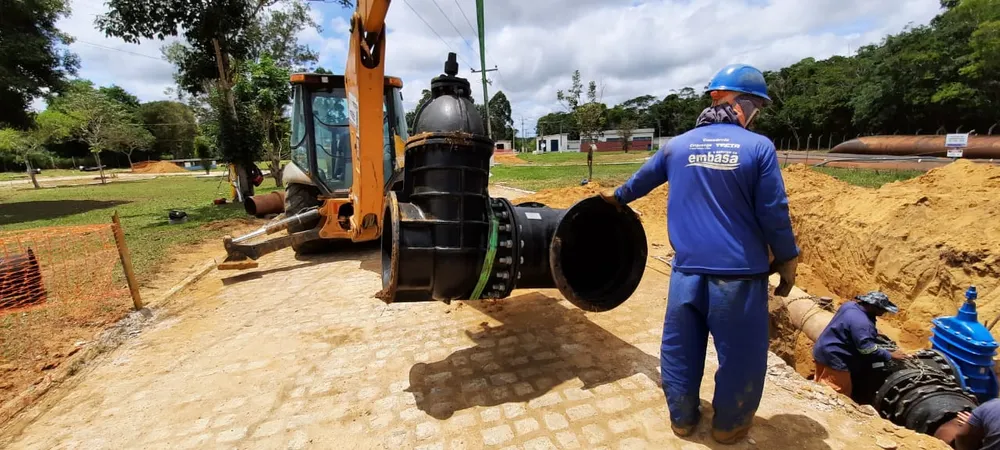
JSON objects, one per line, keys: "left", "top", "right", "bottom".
{"left": 686, "top": 138, "right": 741, "bottom": 170}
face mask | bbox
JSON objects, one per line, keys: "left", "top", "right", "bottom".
{"left": 734, "top": 95, "right": 765, "bottom": 129}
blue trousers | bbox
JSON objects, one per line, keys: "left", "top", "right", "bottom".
{"left": 661, "top": 270, "right": 769, "bottom": 432}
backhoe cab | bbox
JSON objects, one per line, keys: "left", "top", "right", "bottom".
{"left": 218, "top": 73, "right": 408, "bottom": 269}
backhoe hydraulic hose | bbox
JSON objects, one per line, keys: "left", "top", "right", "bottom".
{"left": 232, "top": 208, "right": 321, "bottom": 244}
{"left": 377, "top": 53, "right": 647, "bottom": 311}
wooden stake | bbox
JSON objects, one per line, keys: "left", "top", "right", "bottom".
{"left": 112, "top": 211, "right": 143, "bottom": 309}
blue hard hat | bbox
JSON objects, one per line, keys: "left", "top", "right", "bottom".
{"left": 707, "top": 64, "right": 771, "bottom": 103}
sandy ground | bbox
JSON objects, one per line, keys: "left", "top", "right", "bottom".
{"left": 0, "top": 187, "right": 948, "bottom": 449}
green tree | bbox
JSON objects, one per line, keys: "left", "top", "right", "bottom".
{"left": 0, "top": 111, "right": 74, "bottom": 188}
{"left": 97, "top": 0, "right": 340, "bottom": 198}
{"left": 0, "top": 0, "right": 79, "bottom": 130}
{"left": 98, "top": 85, "right": 141, "bottom": 109}
{"left": 406, "top": 89, "right": 433, "bottom": 133}
{"left": 194, "top": 134, "right": 216, "bottom": 174}
{"left": 234, "top": 55, "right": 292, "bottom": 186}
{"left": 139, "top": 101, "right": 198, "bottom": 158}
{"left": 57, "top": 87, "right": 133, "bottom": 184}
{"left": 108, "top": 121, "right": 155, "bottom": 168}
{"left": 485, "top": 91, "right": 514, "bottom": 142}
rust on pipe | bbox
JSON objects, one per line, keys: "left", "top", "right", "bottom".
{"left": 770, "top": 274, "right": 833, "bottom": 342}
{"left": 244, "top": 191, "right": 286, "bottom": 216}
{"left": 832, "top": 135, "right": 1000, "bottom": 159}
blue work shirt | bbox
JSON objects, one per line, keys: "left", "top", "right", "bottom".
{"left": 813, "top": 301, "right": 892, "bottom": 372}
{"left": 969, "top": 398, "right": 1000, "bottom": 450}
{"left": 614, "top": 123, "right": 798, "bottom": 275}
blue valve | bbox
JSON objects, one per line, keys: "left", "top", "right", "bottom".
{"left": 967, "top": 285, "right": 978, "bottom": 303}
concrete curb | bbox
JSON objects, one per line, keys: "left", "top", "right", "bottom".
{"left": 0, "top": 257, "right": 218, "bottom": 428}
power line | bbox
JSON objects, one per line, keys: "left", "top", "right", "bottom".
{"left": 403, "top": 0, "right": 475, "bottom": 70}
{"left": 450, "top": 0, "right": 506, "bottom": 92}
{"left": 75, "top": 40, "right": 170, "bottom": 63}
{"left": 429, "top": 0, "right": 480, "bottom": 61}
{"left": 453, "top": 0, "right": 479, "bottom": 39}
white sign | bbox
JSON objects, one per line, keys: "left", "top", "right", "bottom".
{"left": 347, "top": 93, "right": 359, "bottom": 129}
{"left": 947, "top": 148, "right": 964, "bottom": 158}
{"left": 945, "top": 133, "right": 969, "bottom": 148}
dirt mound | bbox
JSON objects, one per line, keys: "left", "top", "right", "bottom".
{"left": 785, "top": 160, "right": 1000, "bottom": 347}
{"left": 493, "top": 153, "right": 526, "bottom": 165}
{"left": 132, "top": 161, "right": 187, "bottom": 174}
{"left": 518, "top": 161, "right": 1000, "bottom": 374}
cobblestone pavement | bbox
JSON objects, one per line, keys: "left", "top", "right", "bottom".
{"left": 0, "top": 189, "right": 947, "bottom": 450}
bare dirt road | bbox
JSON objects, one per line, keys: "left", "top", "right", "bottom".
{"left": 0, "top": 188, "right": 947, "bottom": 449}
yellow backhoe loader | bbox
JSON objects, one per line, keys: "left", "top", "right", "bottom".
{"left": 219, "top": 0, "right": 404, "bottom": 269}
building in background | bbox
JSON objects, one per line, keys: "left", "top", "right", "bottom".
{"left": 536, "top": 133, "right": 570, "bottom": 153}
{"left": 494, "top": 140, "right": 513, "bottom": 153}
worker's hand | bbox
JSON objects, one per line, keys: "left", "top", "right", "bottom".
{"left": 770, "top": 256, "right": 798, "bottom": 297}
{"left": 599, "top": 189, "right": 624, "bottom": 212}
{"left": 890, "top": 350, "right": 912, "bottom": 360}
{"left": 956, "top": 411, "right": 972, "bottom": 427}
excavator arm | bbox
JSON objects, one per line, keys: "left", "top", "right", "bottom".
{"left": 344, "top": 0, "right": 391, "bottom": 242}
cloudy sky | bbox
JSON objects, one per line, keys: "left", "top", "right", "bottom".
{"left": 57, "top": 0, "right": 943, "bottom": 135}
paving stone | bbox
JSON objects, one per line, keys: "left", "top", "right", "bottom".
{"left": 514, "top": 418, "right": 540, "bottom": 436}
{"left": 481, "top": 424, "right": 514, "bottom": 446}
{"left": 566, "top": 404, "right": 598, "bottom": 422}
{"left": 543, "top": 412, "right": 569, "bottom": 431}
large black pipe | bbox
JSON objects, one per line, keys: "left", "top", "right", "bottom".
{"left": 378, "top": 53, "right": 647, "bottom": 311}
{"left": 850, "top": 335, "right": 978, "bottom": 436}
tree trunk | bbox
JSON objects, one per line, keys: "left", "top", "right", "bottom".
{"left": 25, "top": 159, "right": 40, "bottom": 189}
{"left": 94, "top": 152, "right": 106, "bottom": 184}
{"left": 269, "top": 158, "right": 283, "bottom": 188}
{"left": 126, "top": 153, "right": 133, "bottom": 171}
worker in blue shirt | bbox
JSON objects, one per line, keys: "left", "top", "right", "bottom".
{"left": 935, "top": 400, "right": 1000, "bottom": 449}
{"left": 813, "top": 291, "right": 910, "bottom": 397}
{"left": 601, "top": 64, "right": 799, "bottom": 444}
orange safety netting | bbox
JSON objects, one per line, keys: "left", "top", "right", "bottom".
{"left": 0, "top": 224, "right": 128, "bottom": 315}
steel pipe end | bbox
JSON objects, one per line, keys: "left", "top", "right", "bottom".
{"left": 549, "top": 196, "right": 648, "bottom": 312}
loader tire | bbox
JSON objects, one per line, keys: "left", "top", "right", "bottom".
{"left": 284, "top": 183, "right": 330, "bottom": 255}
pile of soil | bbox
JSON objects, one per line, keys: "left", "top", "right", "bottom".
{"left": 131, "top": 161, "right": 187, "bottom": 174}
{"left": 492, "top": 153, "right": 526, "bottom": 165}
{"left": 784, "top": 160, "right": 1000, "bottom": 347}
{"left": 519, "top": 161, "right": 1000, "bottom": 376}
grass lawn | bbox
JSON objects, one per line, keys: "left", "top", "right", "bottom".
{"left": 811, "top": 167, "right": 923, "bottom": 188}
{"left": 0, "top": 177, "right": 278, "bottom": 279}
{"left": 516, "top": 151, "right": 654, "bottom": 165}
{"left": 492, "top": 163, "right": 924, "bottom": 192}
{"left": 0, "top": 168, "right": 130, "bottom": 181}
{"left": 491, "top": 163, "right": 643, "bottom": 191}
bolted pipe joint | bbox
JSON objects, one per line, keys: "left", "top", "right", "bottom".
{"left": 378, "top": 53, "right": 647, "bottom": 311}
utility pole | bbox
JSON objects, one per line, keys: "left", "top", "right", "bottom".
{"left": 521, "top": 116, "right": 526, "bottom": 152}
{"left": 474, "top": 0, "right": 496, "bottom": 139}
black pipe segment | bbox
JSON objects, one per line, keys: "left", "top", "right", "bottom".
{"left": 867, "top": 348, "right": 979, "bottom": 436}
{"left": 378, "top": 53, "right": 647, "bottom": 311}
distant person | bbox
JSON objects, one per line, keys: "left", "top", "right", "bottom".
{"left": 601, "top": 64, "right": 798, "bottom": 444}
{"left": 587, "top": 143, "right": 595, "bottom": 181}
{"left": 813, "top": 291, "right": 910, "bottom": 397}
{"left": 935, "top": 400, "right": 1000, "bottom": 449}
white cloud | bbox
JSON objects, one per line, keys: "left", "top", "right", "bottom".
{"left": 52, "top": 0, "right": 944, "bottom": 137}
{"left": 373, "top": 0, "right": 942, "bottom": 135}
{"left": 56, "top": 0, "right": 179, "bottom": 103}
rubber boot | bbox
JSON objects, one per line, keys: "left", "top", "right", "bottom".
{"left": 671, "top": 422, "right": 695, "bottom": 437}
{"left": 711, "top": 425, "right": 751, "bottom": 445}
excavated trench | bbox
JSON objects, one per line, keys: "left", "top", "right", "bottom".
{"left": 519, "top": 160, "right": 1000, "bottom": 380}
